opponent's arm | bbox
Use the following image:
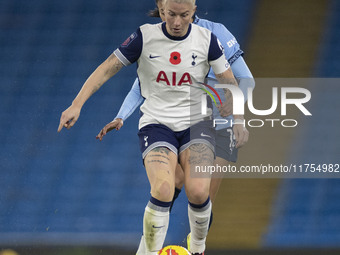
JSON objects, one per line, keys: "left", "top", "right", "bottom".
{"left": 115, "top": 78, "right": 144, "bottom": 121}
{"left": 96, "top": 78, "right": 144, "bottom": 141}
{"left": 226, "top": 57, "right": 254, "bottom": 148}
{"left": 58, "top": 53, "right": 124, "bottom": 132}
{"left": 231, "top": 56, "right": 255, "bottom": 103}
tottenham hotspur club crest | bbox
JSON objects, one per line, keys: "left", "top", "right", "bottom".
{"left": 144, "top": 136, "right": 149, "bottom": 147}
{"left": 192, "top": 53, "right": 197, "bottom": 66}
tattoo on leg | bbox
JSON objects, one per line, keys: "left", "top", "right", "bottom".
{"left": 189, "top": 144, "right": 214, "bottom": 165}
{"left": 152, "top": 147, "right": 171, "bottom": 155}
{"left": 148, "top": 154, "right": 170, "bottom": 161}
{"left": 148, "top": 147, "right": 171, "bottom": 160}
{"left": 189, "top": 154, "right": 214, "bottom": 165}
{"left": 146, "top": 159, "right": 169, "bottom": 165}
{"left": 146, "top": 147, "right": 171, "bottom": 166}
{"left": 189, "top": 144, "right": 209, "bottom": 153}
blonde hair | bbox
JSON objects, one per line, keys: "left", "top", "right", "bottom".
{"left": 164, "top": 0, "right": 196, "bottom": 7}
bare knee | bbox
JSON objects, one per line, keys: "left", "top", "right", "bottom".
{"left": 152, "top": 180, "right": 174, "bottom": 202}
{"left": 186, "top": 182, "right": 210, "bottom": 205}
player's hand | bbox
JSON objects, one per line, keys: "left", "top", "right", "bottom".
{"left": 233, "top": 122, "right": 249, "bottom": 148}
{"left": 96, "top": 118, "right": 124, "bottom": 141}
{"left": 57, "top": 105, "right": 81, "bottom": 132}
{"left": 218, "top": 99, "right": 233, "bottom": 117}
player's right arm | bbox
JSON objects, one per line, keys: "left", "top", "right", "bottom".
{"left": 57, "top": 53, "right": 124, "bottom": 132}
{"left": 58, "top": 25, "right": 143, "bottom": 133}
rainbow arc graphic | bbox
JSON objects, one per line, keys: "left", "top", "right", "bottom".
{"left": 195, "top": 82, "right": 223, "bottom": 107}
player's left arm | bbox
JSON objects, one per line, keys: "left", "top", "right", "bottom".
{"left": 212, "top": 23, "right": 254, "bottom": 107}
{"left": 208, "top": 32, "right": 248, "bottom": 147}
{"left": 210, "top": 56, "right": 248, "bottom": 148}
{"left": 215, "top": 68, "right": 248, "bottom": 148}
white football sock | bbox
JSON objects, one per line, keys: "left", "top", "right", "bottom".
{"left": 188, "top": 198, "right": 212, "bottom": 254}
{"left": 136, "top": 235, "right": 146, "bottom": 255}
{"left": 142, "top": 198, "right": 170, "bottom": 255}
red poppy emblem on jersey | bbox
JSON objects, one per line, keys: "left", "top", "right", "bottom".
{"left": 169, "top": 52, "right": 181, "bottom": 65}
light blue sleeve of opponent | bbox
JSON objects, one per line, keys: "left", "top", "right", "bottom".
{"left": 114, "top": 78, "right": 144, "bottom": 121}
{"left": 195, "top": 17, "right": 243, "bottom": 78}
{"left": 196, "top": 17, "right": 255, "bottom": 101}
{"left": 231, "top": 56, "right": 255, "bottom": 103}
{"left": 196, "top": 17, "right": 255, "bottom": 130}
{"left": 210, "top": 56, "right": 255, "bottom": 130}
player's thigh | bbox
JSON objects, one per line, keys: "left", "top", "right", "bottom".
{"left": 175, "top": 163, "right": 185, "bottom": 190}
{"left": 144, "top": 147, "right": 177, "bottom": 202}
{"left": 138, "top": 124, "right": 180, "bottom": 201}
{"left": 180, "top": 143, "right": 214, "bottom": 204}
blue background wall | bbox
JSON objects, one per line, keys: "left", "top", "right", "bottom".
{"left": 0, "top": 0, "right": 340, "bottom": 250}
{"left": 0, "top": 0, "right": 255, "bottom": 248}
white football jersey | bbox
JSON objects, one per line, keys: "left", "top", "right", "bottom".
{"left": 114, "top": 22, "right": 229, "bottom": 131}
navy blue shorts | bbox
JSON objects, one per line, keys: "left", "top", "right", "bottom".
{"left": 138, "top": 121, "right": 215, "bottom": 159}
{"left": 215, "top": 127, "right": 238, "bottom": 162}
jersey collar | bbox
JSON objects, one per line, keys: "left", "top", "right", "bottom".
{"left": 162, "top": 22, "right": 192, "bottom": 41}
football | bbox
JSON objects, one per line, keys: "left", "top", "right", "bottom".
{"left": 158, "top": 245, "right": 191, "bottom": 255}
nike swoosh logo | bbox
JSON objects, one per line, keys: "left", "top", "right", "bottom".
{"left": 195, "top": 220, "right": 209, "bottom": 225}
{"left": 149, "top": 54, "right": 161, "bottom": 59}
{"left": 152, "top": 225, "right": 165, "bottom": 229}
{"left": 201, "top": 132, "right": 211, "bottom": 138}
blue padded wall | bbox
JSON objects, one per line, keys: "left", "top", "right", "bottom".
{"left": 0, "top": 0, "right": 256, "bottom": 247}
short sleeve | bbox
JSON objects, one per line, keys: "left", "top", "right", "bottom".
{"left": 209, "top": 32, "right": 230, "bottom": 75}
{"left": 113, "top": 28, "right": 143, "bottom": 66}
{"left": 208, "top": 32, "right": 224, "bottom": 62}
